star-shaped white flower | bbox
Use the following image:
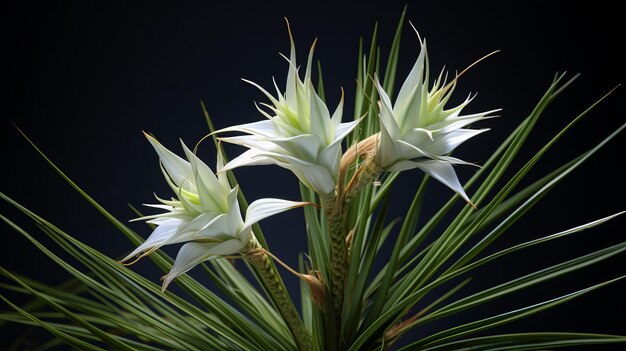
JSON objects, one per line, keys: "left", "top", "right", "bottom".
{"left": 121, "top": 133, "right": 308, "bottom": 291}
{"left": 374, "top": 36, "right": 499, "bottom": 203}
{"left": 215, "top": 25, "right": 361, "bottom": 196}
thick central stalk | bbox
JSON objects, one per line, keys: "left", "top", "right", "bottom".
{"left": 321, "top": 193, "right": 346, "bottom": 324}
{"left": 246, "top": 248, "right": 311, "bottom": 351}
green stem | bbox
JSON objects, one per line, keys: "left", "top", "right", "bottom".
{"left": 322, "top": 158, "right": 382, "bottom": 349}
{"left": 321, "top": 192, "right": 344, "bottom": 350}
{"left": 246, "top": 249, "right": 311, "bottom": 351}
{"left": 322, "top": 193, "right": 346, "bottom": 315}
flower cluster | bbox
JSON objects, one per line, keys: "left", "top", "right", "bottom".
{"left": 124, "top": 28, "right": 493, "bottom": 291}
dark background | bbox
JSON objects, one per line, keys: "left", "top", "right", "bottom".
{"left": 2, "top": 1, "right": 625, "bottom": 349}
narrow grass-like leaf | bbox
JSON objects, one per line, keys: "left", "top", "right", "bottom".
{"left": 348, "top": 214, "right": 626, "bottom": 351}
{"left": 419, "top": 333, "right": 626, "bottom": 351}
{"left": 364, "top": 176, "right": 427, "bottom": 327}
{"left": 412, "top": 241, "right": 626, "bottom": 329}
{"left": 0, "top": 294, "right": 107, "bottom": 351}
{"left": 381, "top": 4, "right": 407, "bottom": 98}
{"left": 399, "top": 276, "right": 625, "bottom": 349}
{"left": 0, "top": 199, "right": 263, "bottom": 350}
{"left": 342, "top": 191, "right": 393, "bottom": 342}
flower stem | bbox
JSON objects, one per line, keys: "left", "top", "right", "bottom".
{"left": 321, "top": 192, "right": 345, "bottom": 348}
{"left": 246, "top": 249, "right": 312, "bottom": 351}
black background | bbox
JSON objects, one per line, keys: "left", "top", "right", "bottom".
{"left": 2, "top": 1, "right": 625, "bottom": 349}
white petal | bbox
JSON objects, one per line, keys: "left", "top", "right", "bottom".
{"left": 417, "top": 160, "right": 471, "bottom": 204}
{"left": 429, "top": 111, "right": 497, "bottom": 133}
{"left": 145, "top": 133, "right": 191, "bottom": 187}
{"left": 318, "top": 143, "right": 341, "bottom": 180}
{"left": 386, "top": 160, "right": 420, "bottom": 172}
{"left": 376, "top": 125, "right": 398, "bottom": 169}
{"left": 330, "top": 89, "right": 345, "bottom": 128}
{"left": 213, "top": 120, "right": 278, "bottom": 138}
{"left": 375, "top": 79, "right": 401, "bottom": 138}
{"left": 318, "top": 118, "right": 361, "bottom": 173}
{"left": 435, "top": 155, "right": 479, "bottom": 167}
{"left": 242, "top": 78, "right": 281, "bottom": 107}
{"left": 394, "top": 139, "right": 477, "bottom": 167}
{"left": 285, "top": 26, "right": 298, "bottom": 108}
{"left": 243, "top": 198, "right": 309, "bottom": 231}
{"left": 280, "top": 160, "right": 336, "bottom": 196}
{"left": 395, "top": 139, "right": 430, "bottom": 160}
{"left": 161, "top": 240, "right": 245, "bottom": 291}
{"left": 121, "top": 217, "right": 189, "bottom": 262}
{"left": 181, "top": 141, "right": 226, "bottom": 211}
{"left": 216, "top": 145, "right": 230, "bottom": 188}
{"left": 331, "top": 118, "right": 363, "bottom": 147}
{"left": 425, "top": 129, "right": 489, "bottom": 155}
{"left": 271, "top": 134, "right": 322, "bottom": 161}
{"left": 193, "top": 213, "right": 232, "bottom": 240}
{"left": 144, "top": 212, "right": 188, "bottom": 224}
{"left": 395, "top": 39, "right": 428, "bottom": 117}
{"left": 220, "top": 149, "right": 277, "bottom": 173}
{"left": 226, "top": 147, "right": 337, "bottom": 195}
{"left": 219, "top": 135, "right": 280, "bottom": 153}
{"left": 397, "top": 76, "right": 428, "bottom": 130}
{"left": 304, "top": 39, "right": 316, "bottom": 85}
{"left": 309, "top": 88, "right": 332, "bottom": 144}
{"left": 225, "top": 187, "right": 244, "bottom": 235}
{"left": 295, "top": 81, "right": 311, "bottom": 131}
{"left": 143, "top": 203, "right": 174, "bottom": 211}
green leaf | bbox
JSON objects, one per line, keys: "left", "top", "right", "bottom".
{"left": 419, "top": 333, "right": 626, "bottom": 351}
{"left": 399, "top": 276, "right": 625, "bottom": 349}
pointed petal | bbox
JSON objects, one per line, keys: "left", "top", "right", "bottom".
{"left": 216, "top": 143, "right": 230, "bottom": 188}
{"left": 213, "top": 120, "right": 278, "bottom": 138}
{"left": 394, "top": 39, "right": 428, "bottom": 117}
{"left": 243, "top": 198, "right": 309, "bottom": 230}
{"left": 331, "top": 118, "right": 362, "bottom": 148}
{"left": 161, "top": 240, "right": 245, "bottom": 291}
{"left": 375, "top": 79, "right": 401, "bottom": 138}
{"left": 309, "top": 87, "right": 332, "bottom": 144}
{"left": 376, "top": 123, "right": 398, "bottom": 169}
{"left": 318, "top": 143, "right": 341, "bottom": 180}
{"left": 304, "top": 38, "right": 316, "bottom": 85}
{"left": 330, "top": 88, "right": 345, "bottom": 128}
{"left": 220, "top": 149, "right": 277, "bottom": 173}
{"left": 400, "top": 80, "right": 428, "bottom": 129}
{"left": 429, "top": 110, "right": 498, "bottom": 132}
{"left": 395, "top": 139, "right": 430, "bottom": 160}
{"left": 241, "top": 78, "right": 281, "bottom": 107}
{"left": 145, "top": 133, "right": 191, "bottom": 187}
{"left": 193, "top": 213, "right": 232, "bottom": 240}
{"left": 271, "top": 134, "right": 321, "bottom": 161}
{"left": 225, "top": 187, "right": 244, "bottom": 235}
{"left": 284, "top": 20, "right": 299, "bottom": 108}
{"left": 280, "top": 159, "right": 336, "bottom": 195}
{"left": 159, "top": 163, "right": 184, "bottom": 196}
{"left": 219, "top": 135, "right": 278, "bottom": 152}
{"left": 181, "top": 141, "right": 226, "bottom": 211}
{"left": 425, "top": 128, "right": 489, "bottom": 155}
{"left": 417, "top": 160, "right": 471, "bottom": 203}
{"left": 121, "top": 217, "right": 189, "bottom": 262}
{"left": 386, "top": 159, "right": 420, "bottom": 172}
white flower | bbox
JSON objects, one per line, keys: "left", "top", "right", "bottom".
{"left": 374, "top": 36, "right": 498, "bottom": 203}
{"left": 215, "top": 25, "right": 361, "bottom": 196}
{"left": 121, "top": 133, "right": 308, "bottom": 291}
